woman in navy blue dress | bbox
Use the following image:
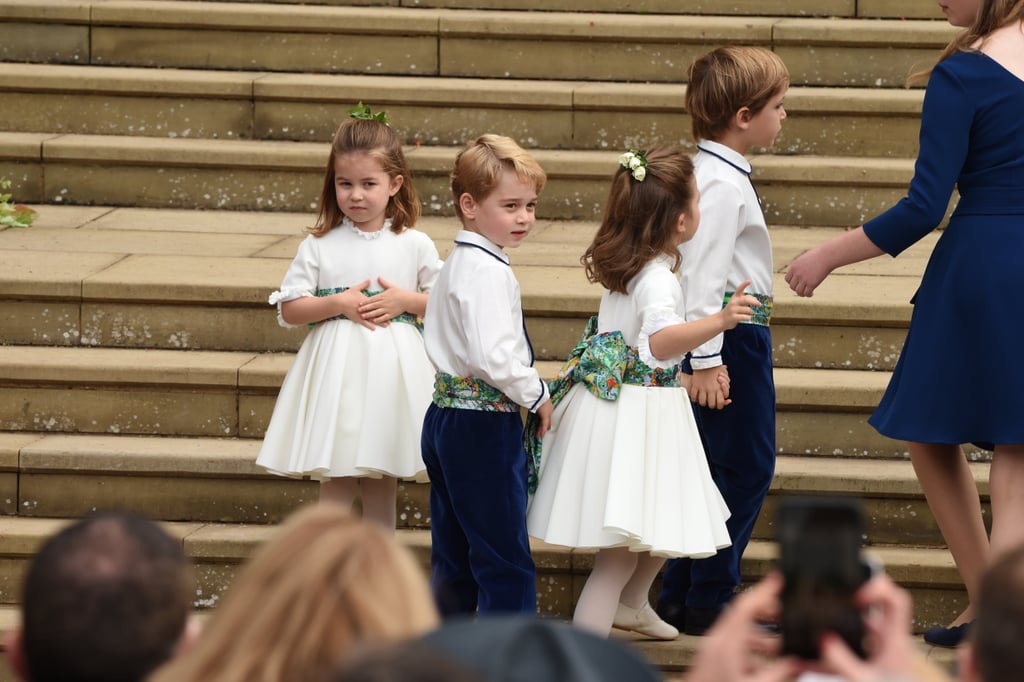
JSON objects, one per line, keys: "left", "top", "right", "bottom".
{"left": 786, "top": 0, "right": 1024, "bottom": 648}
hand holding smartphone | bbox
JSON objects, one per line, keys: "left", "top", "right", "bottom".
{"left": 777, "top": 495, "right": 872, "bottom": 661}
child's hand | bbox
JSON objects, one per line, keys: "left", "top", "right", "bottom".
{"left": 715, "top": 365, "right": 731, "bottom": 398}
{"left": 333, "top": 279, "right": 377, "bottom": 330}
{"left": 689, "top": 368, "right": 731, "bottom": 409}
{"left": 721, "top": 280, "right": 760, "bottom": 330}
{"left": 358, "top": 277, "right": 411, "bottom": 327}
{"left": 535, "top": 400, "right": 554, "bottom": 438}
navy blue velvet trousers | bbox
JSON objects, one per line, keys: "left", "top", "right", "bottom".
{"left": 658, "top": 324, "right": 776, "bottom": 609}
{"left": 421, "top": 404, "right": 537, "bottom": 616}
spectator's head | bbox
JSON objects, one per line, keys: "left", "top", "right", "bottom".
{"left": 5, "top": 511, "right": 194, "bottom": 682}
{"left": 324, "top": 641, "right": 486, "bottom": 682}
{"left": 149, "top": 503, "right": 439, "bottom": 682}
{"left": 962, "top": 544, "right": 1024, "bottom": 682}
{"left": 422, "top": 614, "right": 663, "bottom": 682}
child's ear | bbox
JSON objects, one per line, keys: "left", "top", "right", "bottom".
{"left": 676, "top": 211, "right": 688, "bottom": 235}
{"left": 734, "top": 106, "right": 753, "bottom": 130}
{"left": 388, "top": 174, "right": 404, "bottom": 197}
{"left": 458, "top": 192, "right": 477, "bottom": 219}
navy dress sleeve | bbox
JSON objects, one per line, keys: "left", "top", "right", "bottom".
{"left": 863, "top": 61, "right": 973, "bottom": 256}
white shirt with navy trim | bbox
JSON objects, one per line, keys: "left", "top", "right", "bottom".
{"left": 679, "top": 140, "right": 774, "bottom": 370}
{"left": 423, "top": 229, "right": 549, "bottom": 412}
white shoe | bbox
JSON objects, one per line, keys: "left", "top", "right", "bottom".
{"left": 612, "top": 601, "right": 679, "bottom": 640}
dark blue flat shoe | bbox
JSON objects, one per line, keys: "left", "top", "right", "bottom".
{"left": 923, "top": 621, "right": 972, "bottom": 648}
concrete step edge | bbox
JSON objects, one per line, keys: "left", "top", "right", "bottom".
{"left": 1, "top": 431, "right": 990, "bottom": 497}
{"left": 0, "top": 62, "right": 928, "bottom": 114}
{"left": 0, "top": 131, "right": 917, "bottom": 181}
{"left": 127, "top": 0, "right": 947, "bottom": 21}
{"left": 0, "top": 0, "right": 948, "bottom": 21}
{"left": 0, "top": 347, "right": 880, "bottom": 390}
{"left": 3, "top": 1, "right": 952, "bottom": 43}
{"left": 0, "top": 514, "right": 967, "bottom": 587}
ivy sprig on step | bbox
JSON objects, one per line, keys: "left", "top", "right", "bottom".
{"left": 348, "top": 102, "right": 390, "bottom": 126}
{"left": 0, "top": 178, "right": 37, "bottom": 228}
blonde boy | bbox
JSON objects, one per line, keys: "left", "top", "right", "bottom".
{"left": 421, "top": 134, "right": 553, "bottom": 615}
{"left": 657, "top": 46, "right": 789, "bottom": 635}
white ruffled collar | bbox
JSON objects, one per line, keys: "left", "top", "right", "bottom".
{"left": 343, "top": 216, "right": 391, "bottom": 241}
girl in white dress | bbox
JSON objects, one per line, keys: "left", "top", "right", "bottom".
{"left": 257, "top": 108, "right": 442, "bottom": 530}
{"left": 526, "top": 147, "right": 760, "bottom": 639}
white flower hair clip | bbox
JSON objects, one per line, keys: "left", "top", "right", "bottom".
{"left": 618, "top": 149, "right": 648, "bottom": 182}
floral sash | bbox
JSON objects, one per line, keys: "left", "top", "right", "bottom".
{"left": 724, "top": 290, "right": 773, "bottom": 327}
{"left": 431, "top": 372, "right": 518, "bottom": 413}
{"left": 312, "top": 287, "right": 420, "bottom": 329}
{"left": 525, "top": 316, "right": 680, "bottom": 493}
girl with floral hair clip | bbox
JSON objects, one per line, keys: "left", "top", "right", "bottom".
{"left": 257, "top": 105, "right": 442, "bottom": 530}
{"left": 527, "top": 146, "right": 759, "bottom": 639}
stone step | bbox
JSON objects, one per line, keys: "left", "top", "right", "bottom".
{"left": 0, "top": 513, "right": 972, "bottom": 637}
{"left": 3, "top": 206, "right": 936, "bottom": 370}
{"left": 0, "top": 432, "right": 316, "bottom": 523}
{"left": 1, "top": 131, "right": 921, "bottom": 224}
{"left": 1, "top": 1, "right": 956, "bottom": 86}
{"left": 112, "top": 0, "right": 946, "bottom": 21}
{"left": 0, "top": 431, "right": 990, "bottom": 546}
{"left": 0, "top": 63, "right": 927, "bottom": 158}
{"left": 0, "top": 345, "right": 991, "bottom": 462}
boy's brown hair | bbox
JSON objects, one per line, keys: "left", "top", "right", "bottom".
{"left": 685, "top": 46, "right": 789, "bottom": 142}
{"left": 450, "top": 134, "right": 547, "bottom": 222}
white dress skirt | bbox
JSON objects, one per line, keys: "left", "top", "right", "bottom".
{"left": 527, "top": 256, "right": 731, "bottom": 558}
{"left": 256, "top": 219, "right": 442, "bottom": 482}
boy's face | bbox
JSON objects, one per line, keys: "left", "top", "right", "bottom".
{"left": 459, "top": 170, "right": 538, "bottom": 249}
{"left": 746, "top": 88, "right": 788, "bottom": 150}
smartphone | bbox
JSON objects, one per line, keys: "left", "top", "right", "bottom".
{"left": 777, "top": 495, "right": 871, "bottom": 660}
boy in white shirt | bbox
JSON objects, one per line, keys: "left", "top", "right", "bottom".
{"left": 656, "top": 46, "right": 790, "bottom": 636}
{"left": 421, "top": 134, "right": 553, "bottom": 615}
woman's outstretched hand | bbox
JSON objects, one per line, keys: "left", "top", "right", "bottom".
{"left": 785, "top": 248, "right": 832, "bottom": 298}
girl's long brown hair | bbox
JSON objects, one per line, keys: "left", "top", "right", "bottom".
{"left": 310, "top": 117, "right": 420, "bottom": 237}
{"left": 583, "top": 147, "right": 695, "bottom": 295}
{"left": 148, "top": 504, "right": 439, "bottom": 682}
{"left": 909, "top": 0, "right": 1024, "bottom": 84}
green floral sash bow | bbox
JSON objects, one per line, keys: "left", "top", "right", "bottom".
{"left": 312, "top": 287, "right": 421, "bottom": 329}
{"left": 524, "top": 316, "right": 680, "bottom": 493}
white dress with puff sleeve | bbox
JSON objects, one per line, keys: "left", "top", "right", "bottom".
{"left": 256, "top": 219, "right": 442, "bottom": 481}
{"left": 527, "top": 256, "right": 731, "bottom": 558}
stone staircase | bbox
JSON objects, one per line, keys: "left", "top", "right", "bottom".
{"left": 0, "top": 0, "right": 978, "bottom": 676}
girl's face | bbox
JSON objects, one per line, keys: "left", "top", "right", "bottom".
{"left": 675, "top": 177, "right": 701, "bottom": 246}
{"left": 938, "top": 0, "right": 981, "bottom": 27}
{"left": 334, "top": 152, "right": 403, "bottom": 232}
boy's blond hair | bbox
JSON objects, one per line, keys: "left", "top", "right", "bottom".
{"left": 450, "top": 134, "right": 547, "bottom": 221}
{"left": 685, "top": 46, "right": 789, "bottom": 142}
